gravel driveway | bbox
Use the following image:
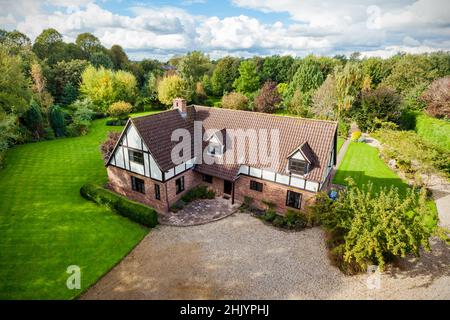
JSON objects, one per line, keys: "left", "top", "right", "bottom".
{"left": 82, "top": 213, "right": 450, "bottom": 300}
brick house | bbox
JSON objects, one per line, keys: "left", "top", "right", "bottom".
{"left": 106, "top": 98, "right": 338, "bottom": 215}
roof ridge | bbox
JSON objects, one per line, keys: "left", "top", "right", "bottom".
{"left": 191, "top": 105, "right": 338, "bottom": 125}
{"left": 130, "top": 108, "right": 177, "bottom": 121}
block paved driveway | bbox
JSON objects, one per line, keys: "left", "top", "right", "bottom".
{"left": 82, "top": 213, "right": 450, "bottom": 300}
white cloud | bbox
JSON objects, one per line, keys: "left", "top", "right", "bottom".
{"left": 361, "top": 44, "right": 447, "bottom": 59}
{"left": 0, "top": 0, "right": 449, "bottom": 60}
{"left": 196, "top": 15, "right": 333, "bottom": 56}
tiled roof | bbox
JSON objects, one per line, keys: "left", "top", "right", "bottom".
{"left": 131, "top": 109, "right": 194, "bottom": 172}
{"left": 130, "top": 106, "right": 337, "bottom": 182}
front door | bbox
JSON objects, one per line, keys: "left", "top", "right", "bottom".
{"left": 224, "top": 180, "right": 232, "bottom": 195}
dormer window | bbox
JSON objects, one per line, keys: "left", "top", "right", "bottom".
{"left": 287, "top": 142, "right": 315, "bottom": 176}
{"left": 206, "top": 129, "right": 225, "bottom": 157}
{"left": 207, "top": 143, "right": 223, "bottom": 157}
{"left": 289, "top": 159, "right": 308, "bottom": 175}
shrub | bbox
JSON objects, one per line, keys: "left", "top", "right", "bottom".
{"left": 422, "top": 76, "right": 450, "bottom": 119}
{"left": 351, "top": 86, "right": 402, "bottom": 132}
{"left": 311, "top": 178, "right": 436, "bottom": 271}
{"left": 338, "top": 120, "right": 349, "bottom": 137}
{"left": 259, "top": 208, "right": 309, "bottom": 230}
{"left": 284, "top": 209, "right": 308, "bottom": 229}
{"left": 80, "top": 183, "right": 158, "bottom": 228}
{"left": 398, "top": 109, "right": 417, "bottom": 130}
{"left": 254, "top": 81, "right": 281, "bottom": 113}
{"left": 261, "top": 209, "right": 277, "bottom": 222}
{"left": 170, "top": 200, "right": 186, "bottom": 213}
{"left": 350, "top": 131, "right": 361, "bottom": 141}
{"left": 108, "top": 101, "right": 133, "bottom": 120}
{"left": 49, "top": 105, "right": 66, "bottom": 137}
{"left": 100, "top": 132, "right": 121, "bottom": 162}
{"left": 66, "top": 102, "right": 95, "bottom": 137}
{"left": 221, "top": 92, "right": 249, "bottom": 110}
{"left": 272, "top": 215, "right": 286, "bottom": 228}
{"left": 286, "top": 89, "right": 310, "bottom": 117}
{"left": 309, "top": 192, "right": 336, "bottom": 228}
{"left": 240, "top": 196, "right": 254, "bottom": 212}
{"left": 23, "top": 99, "right": 44, "bottom": 140}
{"left": 181, "top": 185, "right": 215, "bottom": 203}
{"left": 374, "top": 128, "right": 450, "bottom": 178}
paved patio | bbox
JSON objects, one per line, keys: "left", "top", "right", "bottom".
{"left": 158, "top": 197, "right": 240, "bottom": 226}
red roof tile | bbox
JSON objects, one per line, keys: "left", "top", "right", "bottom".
{"left": 129, "top": 106, "right": 337, "bottom": 182}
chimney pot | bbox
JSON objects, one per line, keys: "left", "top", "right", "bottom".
{"left": 173, "top": 98, "right": 187, "bottom": 114}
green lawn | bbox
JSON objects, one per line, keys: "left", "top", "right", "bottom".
{"left": 333, "top": 142, "right": 409, "bottom": 195}
{"left": 0, "top": 112, "right": 159, "bottom": 299}
{"left": 333, "top": 141, "right": 438, "bottom": 228}
{"left": 415, "top": 113, "right": 450, "bottom": 152}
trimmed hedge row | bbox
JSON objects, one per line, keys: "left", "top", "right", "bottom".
{"left": 80, "top": 183, "right": 158, "bottom": 228}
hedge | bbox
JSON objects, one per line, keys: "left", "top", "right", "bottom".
{"left": 80, "top": 183, "right": 158, "bottom": 228}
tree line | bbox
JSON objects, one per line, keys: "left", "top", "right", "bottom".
{"left": 1, "top": 27, "right": 450, "bottom": 165}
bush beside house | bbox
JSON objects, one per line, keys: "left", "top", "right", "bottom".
{"left": 80, "top": 183, "right": 158, "bottom": 228}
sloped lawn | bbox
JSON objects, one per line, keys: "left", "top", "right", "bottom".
{"left": 333, "top": 141, "right": 438, "bottom": 228}
{"left": 333, "top": 142, "right": 409, "bottom": 195}
{"left": 0, "top": 113, "right": 158, "bottom": 299}
{"left": 415, "top": 113, "right": 450, "bottom": 152}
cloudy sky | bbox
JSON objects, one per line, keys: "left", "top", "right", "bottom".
{"left": 1, "top": 0, "right": 450, "bottom": 61}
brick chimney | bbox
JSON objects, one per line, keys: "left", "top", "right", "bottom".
{"left": 173, "top": 98, "right": 187, "bottom": 114}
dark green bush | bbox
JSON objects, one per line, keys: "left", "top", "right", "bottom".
{"left": 181, "top": 185, "right": 215, "bottom": 203}
{"left": 284, "top": 209, "right": 308, "bottom": 229}
{"left": 80, "top": 183, "right": 158, "bottom": 228}
{"left": 261, "top": 209, "right": 277, "bottom": 222}
{"left": 398, "top": 109, "right": 417, "bottom": 130}
{"left": 338, "top": 120, "right": 349, "bottom": 137}
{"left": 168, "top": 186, "right": 215, "bottom": 212}
{"left": 170, "top": 199, "right": 186, "bottom": 212}
{"left": 272, "top": 216, "right": 286, "bottom": 228}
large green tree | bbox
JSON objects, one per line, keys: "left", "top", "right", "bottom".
{"left": 285, "top": 59, "right": 325, "bottom": 105}
{"left": 79, "top": 66, "right": 137, "bottom": 111}
{"left": 178, "top": 51, "right": 212, "bottom": 82}
{"left": 90, "top": 52, "right": 114, "bottom": 69}
{"left": 334, "top": 62, "right": 364, "bottom": 117}
{"left": 311, "top": 75, "right": 338, "bottom": 120}
{"left": 109, "top": 45, "right": 129, "bottom": 70}
{"left": 32, "top": 28, "right": 64, "bottom": 64}
{"left": 75, "top": 33, "right": 104, "bottom": 58}
{"left": 211, "top": 56, "right": 240, "bottom": 96}
{"left": 47, "top": 59, "right": 90, "bottom": 104}
{"left": 382, "top": 54, "right": 437, "bottom": 94}
{"left": 261, "top": 55, "right": 294, "bottom": 83}
{"left": 157, "top": 75, "right": 190, "bottom": 106}
{"left": 0, "top": 47, "right": 31, "bottom": 115}
{"left": 23, "top": 99, "right": 44, "bottom": 140}
{"left": 233, "top": 59, "right": 260, "bottom": 95}
{"left": 351, "top": 86, "right": 402, "bottom": 131}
